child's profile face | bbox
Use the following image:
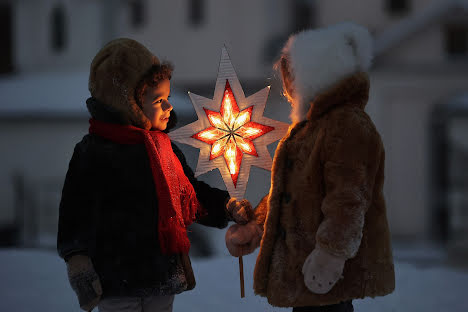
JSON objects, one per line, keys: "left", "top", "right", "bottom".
{"left": 142, "top": 79, "right": 173, "bottom": 131}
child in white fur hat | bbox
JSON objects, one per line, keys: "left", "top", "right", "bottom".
{"left": 225, "top": 22, "right": 395, "bottom": 312}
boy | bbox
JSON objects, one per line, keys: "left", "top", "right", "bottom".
{"left": 58, "top": 38, "right": 250, "bottom": 312}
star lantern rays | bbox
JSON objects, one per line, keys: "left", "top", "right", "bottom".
{"left": 169, "top": 47, "right": 290, "bottom": 300}
{"left": 169, "top": 47, "right": 289, "bottom": 199}
{"left": 191, "top": 81, "right": 274, "bottom": 187}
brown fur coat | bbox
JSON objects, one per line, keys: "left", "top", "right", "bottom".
{"left": 253, "top": 72, "right": 395, "bottom": 307}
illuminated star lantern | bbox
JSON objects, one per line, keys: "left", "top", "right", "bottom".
{"left": 192, "top": 80, "right": 274, "bottom": 187}
{"left": 169, "top": 47, "right": 289, "bottom": 198}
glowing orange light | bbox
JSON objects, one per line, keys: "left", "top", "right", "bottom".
{"left": 204, "top": 109, "right": 225, "bottom": 129}
{"left": 226, "top": 140, "right": 237, "bottom": 174}
{"left": 192, "top": 80, "right": 274, "bottom": 187}
{"left": 191, "top": 127, "right": 224, "bottom": 145}
{"left": 212, "top": 141, "right": 223, "bottom": 154}
{"left": 200, "top": 131, "right": 216, "bottom": 140}
{"left": 221, "top": 87, "right": 239, "bottom": 129}
{"left": 239, "top": 127, "right": 261, "bottom": 138}
{"left": 235, "top": 136, "right": 257, "bottom": 156}
{"left": 233, "top": 106, "right": 252, "bottom": 130}
{"left": 236, "top": 122, "right": 274, "bottom": 140}
{"left": 210, "top": 136, "right": 228, "bottom": 160}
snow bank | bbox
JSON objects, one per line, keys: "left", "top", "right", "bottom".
{"left": 0, "top": 248, "right": 467, "bottom": 312}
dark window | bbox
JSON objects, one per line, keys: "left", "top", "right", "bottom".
{"left": 129, "top": 0, "right": 145, "bottom": 28}
{"left": 51, "top": 5, "right": 66, "bottom": 53}
{"left": 292, "top": 0, "right": 315, "bottom": 33}
{"left": 264, "top": 34, "right": 289, "bottom": 64}
{"left": 445, "top": 25, "right": 468, "bottom": 57}
{"left": 0, "top": 3, "right": 13, "bottom": 74}
{"left": 189, "top": 0, "right": 204, "bottom": 27}
{"left": 386, "top": 0, "right": 410, "bottom": 16}
{"left": 430, "top": 104, "right": 468, "bottom": 244}
{"left": 263, "top": 0, "right": 316, "bottom": 63}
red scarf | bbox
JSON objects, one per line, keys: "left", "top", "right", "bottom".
{"left": 89, "top": 118, "right": 202, "bottom": 255}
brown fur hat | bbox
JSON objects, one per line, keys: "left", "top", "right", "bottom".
{"left": 88, "top": 38, "right": 160, "bottom": 130}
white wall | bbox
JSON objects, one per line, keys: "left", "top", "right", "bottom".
{"left": 0, "top": 119, "right": 89, "bottom": 227}
{"left": 317, "top": 0, "right": 437, "bottom": 32}
{"left": 368, "top": 71, "right": 468, "bottom": 238}
{"left": 113, "top": 0, "right": 291, "bottom": 83}
{"left": 8, "top": 0, "right": 467, "bottom": 242}
{"left": 14, "top": 0, "right": 102, "bottom": 72}
{"left": 380, "top": 23, "right": 446, "bottom": 66}
{"left": 13, "top": 0, "right": 293, "bottom": 81}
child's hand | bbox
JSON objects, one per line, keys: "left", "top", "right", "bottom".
{"left": 225, "top": 220, "right": 262, "bottom": 257}
{"left": 66, "top": 254, "right": 102, "bottom": 311}
{"left": 302, "top": 247, "right": 346, "bottom": 294}
{"left": 226, "top": 198, "right": 255, "bottom": 225}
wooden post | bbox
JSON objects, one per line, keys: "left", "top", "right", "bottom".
{"left": 239, "top": 256, "right": 245, "bottom": 298}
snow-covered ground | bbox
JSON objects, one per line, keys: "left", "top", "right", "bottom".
{"left": 1, "top": 245, "right": 467, "bottom": 312}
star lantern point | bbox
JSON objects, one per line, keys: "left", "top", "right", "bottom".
{"left": 191, "top": 81, "right": 273, "bottom": 187}
{"left": 169, "top": 47, "right": 289, "bottom": 198}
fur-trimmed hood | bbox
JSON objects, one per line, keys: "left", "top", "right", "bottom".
{"left": 281, "top": 22, "right": 373, "bottom": 123}
{"left": 307, "top": 72, "right": 370, "bottom": 121}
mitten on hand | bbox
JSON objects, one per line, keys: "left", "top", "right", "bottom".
{"left": 226, "top": 198, "right": 255, "bottom": 225}
{"left": 225, "top": 220, "right": 262, "bottom": 257}
{"left": 302, "top": 247, "right": 346, "bottom": 294}
{"left": 66, "top": 254, "right": 103, "bottom": 311}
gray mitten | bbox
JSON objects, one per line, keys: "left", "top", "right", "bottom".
{"left": 66, "top": 254, "right": 102, "bottom": 311}
{"left": 302, "top": 247, "right": 346, "bottom": 294}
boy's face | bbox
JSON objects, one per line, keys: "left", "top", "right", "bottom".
{"left": 142, "top": 79, "right": 173, "bottom": 131}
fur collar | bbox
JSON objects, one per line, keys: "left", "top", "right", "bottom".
{"left": 282, "top": 23, "right": 373, "bottom": 122}
{"left": 307, "top": 72, "right": 369, "bottom": 120}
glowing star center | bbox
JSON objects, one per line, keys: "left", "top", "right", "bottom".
{"left": 192, "top": 80, "right": 274, "bottom": 187}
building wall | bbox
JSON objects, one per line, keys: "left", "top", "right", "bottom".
{"left": 317, "top": 0, "right": 468, "bottom": 240}
{"left": 379, "top": 23, "right": 446, "bottom": 65}
{"left": 13, "top": 0, "right": 292, "bottom": 82}
{"left": 0, "top": 119, "right": 88, "bottom": 227}
{"left": 116, "top": 0, "right": 291, "bottom": 83}
{"left": 317, "top": 0, "right": 435, "bottom": 32}
{"left": 14, "top": 0, "right": 102, "bottom": 72}
{"left": 368, "top": 71, "right": 468, "bottom": 238}
{"left": 7, "top": 0, "right": 468, "bottom": 242}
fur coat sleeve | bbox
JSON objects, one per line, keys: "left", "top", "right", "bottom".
{"left": 316, "top": 109, "right": 383, "bottom": 259}
{"left": 254, "top": 194, "right": 269, "bottom": 231}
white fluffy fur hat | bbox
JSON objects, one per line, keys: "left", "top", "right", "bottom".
{"left": 281, "top": 22, "right": 373, "bottom": 122}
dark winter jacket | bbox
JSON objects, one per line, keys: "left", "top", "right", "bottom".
{"left": 57, "top": 98, "right": 230, "bottom": 298}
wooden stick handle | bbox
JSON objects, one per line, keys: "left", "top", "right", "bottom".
{"left": 239, "top": 256, "right": 245, "bottom": 298}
